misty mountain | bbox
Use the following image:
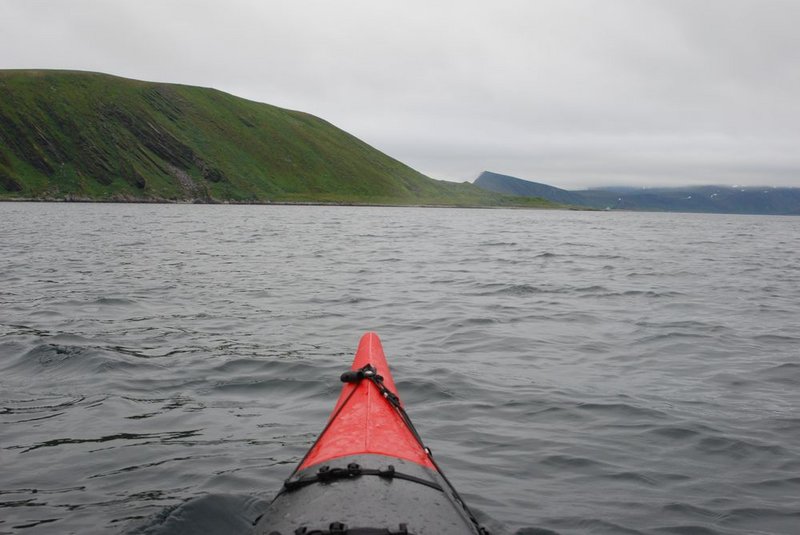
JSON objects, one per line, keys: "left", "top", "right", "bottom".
{"left": 473, "top": 172, "right": 800, "bottom": 215}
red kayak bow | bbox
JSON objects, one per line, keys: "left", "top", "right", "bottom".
{"left": 298, "top": 332, "right": 434, "bottom": 471}
{"left": 255, "top": 332, "right": 487, "bottom": 535}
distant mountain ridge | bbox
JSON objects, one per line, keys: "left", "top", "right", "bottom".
{"left": 474, "top": 171, "right": 586, "bottom": 206}
{"left": 0, "top": 70, "right": 557, "bottom": 207}
{"left": 473, "top": 171, "right": 800, "bottom": 215}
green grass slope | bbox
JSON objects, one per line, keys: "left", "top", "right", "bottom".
{"left": 0, "top": 70, "right": 556, "bottom": 207}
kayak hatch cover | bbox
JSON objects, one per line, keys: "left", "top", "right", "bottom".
{"left": 254, "top": 332, "right": 488, "bottom": 535}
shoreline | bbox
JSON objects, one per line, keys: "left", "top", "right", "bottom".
{"left": 0, "top": 196, "right": 581, "bottom": 210}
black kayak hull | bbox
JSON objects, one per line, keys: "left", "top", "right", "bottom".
{"left": 254, "top": 454, "right": 480, "bottom": 534}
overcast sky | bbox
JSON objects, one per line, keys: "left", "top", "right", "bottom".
{"left": 2, "top": 0, "right": 799, "bottom": 189}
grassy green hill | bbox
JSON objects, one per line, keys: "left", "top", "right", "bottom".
{"left": 0, "top": 70, "right": 555, "bottom": 207}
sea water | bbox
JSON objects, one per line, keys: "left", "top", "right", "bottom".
{"left": 1, "top": 203, "right": 799, "bottom": 534}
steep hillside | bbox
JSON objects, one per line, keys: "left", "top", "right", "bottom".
{"left": 0, "top": 70, "right": 555, "bottom": 207}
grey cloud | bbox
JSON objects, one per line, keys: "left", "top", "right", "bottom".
{"left": 1, "top": 0, "right": 798, "bottom": 189}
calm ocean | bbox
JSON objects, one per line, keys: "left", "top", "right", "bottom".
{"left": 2, "top": 203, "right": 799, "bottom": 534}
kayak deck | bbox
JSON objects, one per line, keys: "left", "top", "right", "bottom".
{"left": 259, "top": 454, "right": 478, "bottom": 534}
{"left": 254, "top": 332, "right": 486, "bottom": 535}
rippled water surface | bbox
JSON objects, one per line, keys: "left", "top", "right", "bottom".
{"left": 2, "top": 203, "right": 800, "bottom": 535}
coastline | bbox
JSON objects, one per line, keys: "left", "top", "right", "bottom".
{"left": 0, "top": 195, "right": 576, "bottom": 210}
